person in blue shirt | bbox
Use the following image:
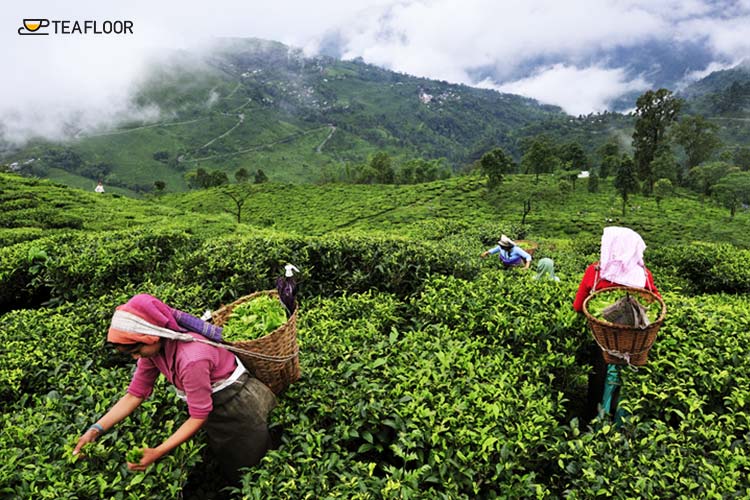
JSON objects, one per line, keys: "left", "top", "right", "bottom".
{"left": 480, "top": 234, "right": 532, "bottom": 270}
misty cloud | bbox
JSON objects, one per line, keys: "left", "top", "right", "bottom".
{"left": 490, "top": 64, "right": 651, "bottom": 116}
{"left": 2, "top": 0, "right": 749, "bottom": 146}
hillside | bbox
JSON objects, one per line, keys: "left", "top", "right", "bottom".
{"left": 3, "top": 39, "right": 750, "bottom": 197}
{"left": 160, "top": 173, "right": 750, "bottom": 249}
{"left": 2, "top": 38, "right": 575, "bottom": 194}
{"left": 2, "top": 171, "right": 750, "bottom": 498}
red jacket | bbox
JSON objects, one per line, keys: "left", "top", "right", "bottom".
{"left": 572, "top": 262, "right": 661, "bottom": 312}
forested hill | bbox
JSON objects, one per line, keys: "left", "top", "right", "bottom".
{"left": 3, "top": 38, "right": 750, "bottom": 195}
{"left": 680, "top": 62, "right": 750, "bottom": 116}
{"left": 1, "top": 37, "right": 626, "bottom": 194}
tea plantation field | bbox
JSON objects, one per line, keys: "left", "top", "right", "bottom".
{"left": 1, "top": 172, "right": 749, "bottom": 498}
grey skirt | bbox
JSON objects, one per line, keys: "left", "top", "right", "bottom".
{"left": 204, "top": 372, "right": 277, "bottom": 480}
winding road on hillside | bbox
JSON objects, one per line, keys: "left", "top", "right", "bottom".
{"left": 74, "top": 83, "right": 337, "bottom": 164}
{"left": 316, "top": 125, "right": 336, "bottom": 153}
{"left": 181, "top": 125, "right": 335, "bottom": 163}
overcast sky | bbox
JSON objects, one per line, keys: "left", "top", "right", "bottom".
{"left": 3, "top": 0, "right": 749, "bottom": 145}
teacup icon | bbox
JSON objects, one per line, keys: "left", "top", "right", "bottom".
{"left": 19, "top": 18, "right": 49, "bottom": 35}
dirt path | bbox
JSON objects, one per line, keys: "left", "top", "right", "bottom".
{"left": 194, "top": 114, "right": 245, "bottom": 152}
{"left": 316, "top": 125, "right": 336, "bottom": 153}
{"left": 182, "top": 125, "right": 332, "bottom": 163}
{"left": 75, "top": 118, "right": 206, "bottom": 139}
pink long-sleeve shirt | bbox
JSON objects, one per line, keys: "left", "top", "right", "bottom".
{"left": 127, "top": 332, "right": 237, "bottom": 418}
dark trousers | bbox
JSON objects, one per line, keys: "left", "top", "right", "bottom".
{"left": 585, "top": 344, "right": 620, "bottom": 421}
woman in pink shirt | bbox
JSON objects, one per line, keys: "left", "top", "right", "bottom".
{"left": 73, "top": 294, "right": 277, "bottom": 483}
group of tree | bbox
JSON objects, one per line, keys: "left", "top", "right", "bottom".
{"left": 477, "top": 136, "right": 592, "bottom": 190}
{"left": 323, "top": 153, "right": 452, "bottom": 185}
{"left": 475, "top": 87, "right": 750, "bottom": 218}
{"left": 185, "top": 167, "right": 269, "bottom": 189}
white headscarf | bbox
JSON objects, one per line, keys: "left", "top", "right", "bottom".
{"left": 599, "top": 226, "right": 647, "bottom": 288}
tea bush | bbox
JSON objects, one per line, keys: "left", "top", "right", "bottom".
{"left": 170, "top": 232, "right": 480, "bottom": 304}
{"left": 650, "top": 243, "right": 750, "bottom": 294}
{"left": 0, "top": 230, "right": 198, "bottom": 311}
{"left": 3, "top": 172, "right": 750, "bottom": 498}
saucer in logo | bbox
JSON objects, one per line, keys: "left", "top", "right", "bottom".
{"left": 19, "top": 18, "right": 50, "bottom": 35}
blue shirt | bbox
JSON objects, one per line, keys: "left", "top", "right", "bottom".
{"left": 487, "top": 245, "right": 532, "bottom": 266}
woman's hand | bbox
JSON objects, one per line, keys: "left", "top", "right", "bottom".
{"left": 72, "top": 428, "right": 100, "bottom": 456}
{"left": 127, "top": 417, "right": 207, "bottom": 471}
{"left": 127, "top": 447, "right": 163, "bottom": 471}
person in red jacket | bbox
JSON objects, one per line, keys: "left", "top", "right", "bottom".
{"left": 573, "top": 226, "right": 661, "bottom": 420}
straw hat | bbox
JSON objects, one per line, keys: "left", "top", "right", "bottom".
{"left": 498, "top": 234, "right": 515, "bottom": 248}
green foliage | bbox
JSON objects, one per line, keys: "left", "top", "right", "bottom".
{"left": 126, "top": 447, "right": 144, "bottom": 464}
{"left": 613, "top": 155, "right": 639, "bottom": 215}
{"left": 597, "top": 139, "right": 621, "bottom": 180}
{"left": 650, "top": 242, "right": 750, "bottom": 294}
{"left": 733, "top": 146, "right": 750, "bottom": 171}
{"left": 254, "top": 168, "right": 268, "bottom": 184}
{"left": 478, "top": 147, "right": 515, "bottom": 189}
{"left": 672, "top": 115, "right": 722, "bottom": 170}
{"left": 587, "top": 172, "right": 599, "bottom": 193}
{"left": 235, "top": 167, "right": 250, "bottom": 183}
{"left": 632, "top": 89, "right": 683, "bottom": 194}
{"left": 558, "top": 141, "right": 589, "bottom": 170}
{"left": 522, "top": 134, "right": 560, "bottom": 182}
{"left": 2, "top": 170, "right": 750, "bottom": 498}
{"left": 185, "top": 168, "right": 229, "bottom": 189}
{"left": 687, "top": 161, "right": 739, "bottom": 198}
{"left": 650, "top": 144, "right": 679, "bottom": 184}
{"left": 712, "top": 171, "right": 750, "bottom": 218}
{"left": 653, "top": 178, "right": 673, "bottom": 208}
{"left": 222, "top": 295, "right": 288, "bottom": 340}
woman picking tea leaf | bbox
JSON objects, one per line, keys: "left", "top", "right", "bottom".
{"left": 72, "top": 294, "right": 277, "bottom": 483}
{"left": 480, "top": 234, "right": 532, "bottom": 269}
{"left": 572, "top": 226, "right": 662, "bottom": 421}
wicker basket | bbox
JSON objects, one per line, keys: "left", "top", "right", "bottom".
{"left": 212, "top": 290, "right": 300, "bottom": 394}
{"left": 515, "top": 240, "right": 539, "bottom": 256}
{"left": 583, "top": 286, "right": 666, "bottom": 366}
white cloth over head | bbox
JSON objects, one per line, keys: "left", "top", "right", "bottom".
{"left": 598, "top": 226, "right": 647, "bottom": 288}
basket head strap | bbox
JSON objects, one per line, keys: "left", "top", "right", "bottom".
{"left": 590, "top": 265, "right": 600, "bottom": 295}
{"left": 110, "top": 310, "right": 196, "bottom": 343}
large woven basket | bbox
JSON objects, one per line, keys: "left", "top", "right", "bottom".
{"left": 583, "top": 286, "right": 666, "bottom": 366}
{"left": 515, "top": 240, "right": 539, "bottom": 256}
{"left": 212, "top": 290, "right": 300, "bottom": 394}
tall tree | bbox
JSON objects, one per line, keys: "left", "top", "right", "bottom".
{"left": 478, "top": 147, "right": 515, "bottom": 189}
{"left": 369, "top": 152, "right": 395, "bottom": 184}
{"left": 653, "top": 178, "right": 673, "bottom": 209}
{"left": 672, "top": 115, "right": 722, "bottom": 174}
{"left": 614, "top": 155, "right": 639, "bottom": 215}
{"left": 712, "top": 172, "right": 750, "bottom": 219}
{"left": 598, "top": 139, "right": 620, "bottom": 179}
{"left": 632, "top": 89, "right": 683, "bottom": 194}
{"left": 733, "top": 147, "right": 750, "bottom": 171}
{"left": 254, "top": 169, "right": 268, "bottom": 184}
{"left": 559, "top": 141, "right": 589, "bottom": 171}
{"left": 587, "top": 172, "right": 600, "bottom": 193}
{"left": 235, "top": 168, "right": 250, "bottom": 183}
{"left": 688, "top": 161, "right": 739, "bottom": 201}
{"left": 521, "top": 135, "right": 559, "bottom": 183}
{"left": 650, "top": 144, "right": 679, "bottom": 184}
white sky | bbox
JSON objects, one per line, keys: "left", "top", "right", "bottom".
{"left": 2, "top": 0, "right": 749, "bottom": 144}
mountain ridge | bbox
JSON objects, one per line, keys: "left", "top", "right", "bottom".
{"left": 2, "top": 37, "right": 749, "bottom": 194}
